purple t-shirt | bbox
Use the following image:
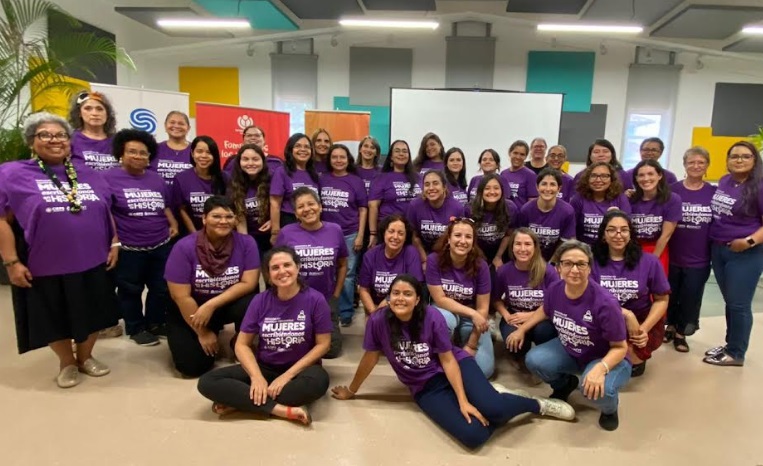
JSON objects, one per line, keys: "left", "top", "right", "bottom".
{"left": 629, "top": 192, "right": 682, "bottom": 242}
{"left": 313, "top": 160, "right": 329, "bottom": 177}
{"left": 447, "top": 181, "right": 468, "bottom": 206}
{"left": 544, "top": 280, "right": 627, "bottom": 367}
{"left": 500, "top": 167, "right": 538, "bottom": 206}
{"left": 0, "top": 160, "right": 112, "bottom": 276}
{"left": 622, "top": 167, "right": 678, "bottom": 191}
{"left": 425, "top": 253, "right": 491, "bottom": 308}
{"left": 418, "top": 160, "right": 444, "bottom": 177}
{"left": 104, "top": 168, "right": 170, "bottom": 248}
{"left": 149, "top": 141, "right": 192, "bottom": 186}
{"left": 559, "top": 173, "right": 575, "bottom": 203}
{"left": 242, "top": 185, "right": 266, "bottom": 233}
{"left": 164, "top": 231, "right": 260, "bottom": 303}
{"left": 570, "top": 193, "right": 632, "bottom": 244}
{"left": 171, "top": 168, "right": 229, "bottom": 230}
{"left": 369, "top": 172, "right": 422, "bottom": 220}
{"left": 669, "top": 181, "right": 716, "bottom": 268}
{"left": 709, "top": 175, "right": 763, "bottom": 243}
{"left": 363, "top": 305, "right": 469, "bottom": 396}
{"left": 467, "top": 174, "right": 512, "bottom": 202}
{"left": 357, "top": 166, "right": 380, "bottom": 195}
{"left": 266, "top": 156, "right": 284, "bottom": 173}
{"left": 241, "top": 287, "right": 332, "bottom": 368}
{"left": 406, "top": 196, "right": 465, "bottom": 251}
{"left": 465, "top": 200, "right": 519, "bottom": 254}
{"left": 320, "top": 173, "right": 368, "bottom": 235}
{"left": 592, "top": 254, "right": 671, "bottom": 320}
{"left": 69, "top": 131, "right": 118, "bottom": 172}
{"left": 270, "top": 166, "right": 320, "bottom": 215}
{"left": 519, "top": 200, "right": 576, "bottom": 261}
{"left": 275, "top": 222, "right": 348, "bottom": 299}
{"left": 358, "top": 245, "right": 424, "bottom": 304}
{"left": 493, "top": 262, "right": 559, "bottom": 312}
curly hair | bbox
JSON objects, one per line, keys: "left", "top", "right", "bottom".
{"left": 67, "top": 91, "right": 117, "bottom": 136}
{"left": 284, "top": 133, "right": 320, "bottom": 184}
{"left": 328, "top": 144, "right": 358, "bottom": 174}
{"left": 23, "top": 112, "right": 72, "bottom": 145}
{"left": 433, "top": 218, "right": 486, "bottom": 278}
{"left": 413, "top": 132, "right": 445, "bottom": 171}
{"left": 444, "top": 147, "right": 467, "bottom": 189}
{"left": 592, "top": 210, "right": 642, "bottom": 270}
{"left": 112, "top": 128, "right": 158, "bottom": 161}
{"left": 469, "top": 173, "right": 513, "bottom": 233}
{"left": 631, "top": 159, "right": 671, "bottom": 204}
{"left": 229, "top": 144, "right": 271, "bottom": 223}
{"left": 575, "top": 161, "right": 623, "bottom": 201}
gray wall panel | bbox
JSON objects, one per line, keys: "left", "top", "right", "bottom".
{"left": 445, "top": 37, "right": 495, "bottom": 89}
{"left": 349, "top": 47, "right": 412, "bottom": 106}
{"left": 711, "top": 83, "right": 763, "bottom": 136}
{"left": 559, "top": 104, "right": 608, "bottom": 163}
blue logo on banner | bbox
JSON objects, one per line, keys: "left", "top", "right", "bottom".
{"left": 130, "top": 108, "right": 157, "bottom": 133}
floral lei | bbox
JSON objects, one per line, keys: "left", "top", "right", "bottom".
{"left": 36, "top": 156, "right": 82, "bottom": 213}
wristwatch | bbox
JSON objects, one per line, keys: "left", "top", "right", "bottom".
{"left": 746, "top": 237, "right": 756, "bottom": 246}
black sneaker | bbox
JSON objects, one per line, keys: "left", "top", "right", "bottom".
{"left": 550, "top": 375, "right": 579, "bottom": 401}
{"left": 148, "top": 324, "right": 168, "bottom": 339}
{"left": 631, "top": 361, "right": 646, "bottom": 377}
{"left": 599, "top": 411, "right": 619, "bottom": 431}
{"left": 130, "top": 330, "right": 160, "bottom": 346}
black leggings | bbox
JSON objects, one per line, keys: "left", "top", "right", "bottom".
{"left": 166, "top": 293, "right": 254, "bottom": 377}
{"left": 197, "top": 363, "right": 329, "bottom": 414}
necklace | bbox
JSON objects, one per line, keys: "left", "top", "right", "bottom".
{"left": 36, "top": 157, "right": 82, "bottom": 213}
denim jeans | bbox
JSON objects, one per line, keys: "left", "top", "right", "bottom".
{"left": 435, "top": 306, "right": 495, "bottom": 378}
{"left": 711, "top": 243, "right": 763, "bottom": 360}
{"left": 525, "top": 338, "right": 632, "bottom": 415}
{"left": 115, "top": 243, "right": 172, "bottom": 336}
{"left": 667, "top": 264, "right": 712, "bottom": 336}
{"left": 339, "top": 232, "right": 359, "bottom": 320}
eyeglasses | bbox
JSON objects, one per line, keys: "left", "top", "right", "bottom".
{"left": 35, "top": 132, "right": 70, "bottom": 142}
{"left": 605, "top": 228, "right": 630, "bottom": 236}
{"left": 558, "top": 260, "right": 590, "bottom": 271}
{"left": 293, "top": 144, "right": 311, "bottom": 150}
{"left": 641, "top": 148, "right": 661, "bottom": 153}
{"left": 449, "top": 216, "right": 476, "bottom": 225}
{"left": 125, "top": 148, "right": 150, "bottom": 158}
{"left": 728, "top": 154, "right": 754, "bottom": 161}
{"left": 589, "top": 174, "right": 612, "bottom": 180}
{"left": 547, "top": 154, "right": 565, "bottom": 160}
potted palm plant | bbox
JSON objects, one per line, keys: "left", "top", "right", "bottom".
{"left": 751, "top": 125, "right": 763, "bottom": 152}
{"left": 0, "top": 0, "right": 133, "bottom": 284}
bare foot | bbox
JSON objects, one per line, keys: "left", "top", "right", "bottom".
{"left": 212, "top": 403, "right": 237, "bottom": 416}
{"left": 272, "top": 404, "right": 312, "bottom": 425}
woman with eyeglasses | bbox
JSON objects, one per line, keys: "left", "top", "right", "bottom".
{"left": 427, "top": 218, "right": 494, "bottom": 378}
{"left": 525, "top": 137, "right": 548, "bottom": 175}
{"left": 572, "top": 139, "right": 626, "bottom": 186}
{"left": 413, "top": 132, "right": 445, "bottom": 177}
{"left": 622, "top": 138, "right": 678, "bottom": 191}
{"left": 368, "top": 140, "right": 421, "bottom": 248}
{"left": 358, "top": 215, "right": 424, "bottom": 314}
{"left": 0, "top": 112, "right": 120, "bottom": 388}
{"left": 703, "top": 141, "right": 763, "bottom": 367}
{"left": 357, "top": 136, "right": 381, "bottom": 195}
{"left": 512, "top": 240, "right": 631, "bottom": 431}
{"left": 332, "top": 274, "right": 575, "bottom": 450}
{"left": 164, "top": 196, "right": 260, "bottom": 377}
{"left": 570, "top": 162, "right": 631, "bottom": 244}
{"left": 664, "top": 147, "right": 716, "bottom": 353}
{"left": 500, "top": 140, "right": 538, "bottom": 207}
{"left": 518, "top": 168, "right": 576, "bottom": 262}
{"left": 443, "top": 147, "right": 469, "bottom": 206}
{"left": 545, "top": 145, "right": 575, "bottom": 202}
{"left": 105, "top": 129, "right": 179, "bottom": 346}
{"left": 592, "top": 211, "right": 670, "bottom": 378}
{"left": 408, "top": 170, "right": 465, "bottom": 263}
{"left": 229, "top": 144, "right": 272, "bottom": 259}
{"left": 150, "top": 111, "right": 193, "bottom": 187}
{"left": 467, "top": 149, "right": 511, "bottom": 203}
{"left": 466, "top": 174, "right": 518, "bottom": 270}
{"left": 67, "top": 91, "right": 119, "bottom": 172}
{"left": 269, "top": 133, "right": 321, "bottom": 245}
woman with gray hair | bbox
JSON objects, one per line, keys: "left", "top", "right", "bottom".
{"left": 0, "top": 112, "right": 120, "bottom": 388}
{"left": 664, "top": 146, "right": 716, "bottom": 353}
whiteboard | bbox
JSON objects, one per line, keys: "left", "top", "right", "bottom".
{"left": 390, "top": 88, "right": 563, "bottom": 177}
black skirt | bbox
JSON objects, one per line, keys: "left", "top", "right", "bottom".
{"left": 12, "top": 263, "right": 120, "bottom": 354}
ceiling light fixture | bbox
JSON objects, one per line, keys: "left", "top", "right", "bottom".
{"left": 537, "top": 24, "right": 643, "bottom": 34}
{"left": 742, "top": 26, "right": 763, "bottom": 35}
{"left": 339, "top": 18, "right": 439, "bottom": 30}
{"left": 156, "top": 19, "right": 251, "bottom": 29}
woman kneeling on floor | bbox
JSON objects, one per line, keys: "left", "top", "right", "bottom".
{"left": 198, "top": 246, "right": 332, "bottom": 425}
{"left": 332, "top": 275, "right": 575, "bottom": 450}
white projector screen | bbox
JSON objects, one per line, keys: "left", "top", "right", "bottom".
{"left": 390, "top": 88, "right": 564, "bottom": 177}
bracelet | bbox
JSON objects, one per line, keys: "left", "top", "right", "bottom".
{"left": 600, "top": 360, "right": 610, "bottom": 374}
{"left": 466, "top": 343, "right": 479, "bottom": 351}
{"left": 348, "top": 386, "right": 357, "bottom": 395}
{"left": 2, "top": 259, "right": 20, "bottom": 267}
{"left": 111, "top": 242, "right": 122, "bottom": 248}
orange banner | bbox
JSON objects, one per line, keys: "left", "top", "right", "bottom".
{"left": 305, "top": 110, "right": 370, "bottom": 145}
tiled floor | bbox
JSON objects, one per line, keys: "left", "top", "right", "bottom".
{"left": 0, "top": 281, "right": 761, "bottom": 466}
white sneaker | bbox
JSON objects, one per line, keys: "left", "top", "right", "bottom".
{"left": 537, "top": 397, "right": 576, "bottom": 421}
{"left": 490, "top": 382, "right": 531, "bottom": 399}
{"left": 489, "top": 315, "right": 501, "bottom": 341}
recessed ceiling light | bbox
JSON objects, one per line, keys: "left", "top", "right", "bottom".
{"left": 339, "top": 18, "right": 439, "bottom": 30}
{"left": 156, "top": 19, "right": 251, "bottom": 29}
{"left": 537, "top": 24, "right": 643, "bottom": 34}
{"left": 742, "top": 26, "right": 763, "bottom": 35}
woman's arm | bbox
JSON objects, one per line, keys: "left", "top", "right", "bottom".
{"left": 355, "top": 207, "right": 368, "bottom": 251}
{"left": 411, "top": 234, "right": 428, "bottom": 264}
{"left": 179, "top": 207, "right": 196, "bottom": 233}
{"left": 190, "top": 269, "right": 259, "bottom": 329}
{"left": 164, "top": 208, "right": 179, "bottom": 238}
{"left": 167, "top": 282, "right": 201, "bottom": 332}
{"left": 439, "top": 351, "right": 488, "bottom": 426}
{"left": 493, "top": 299, "right": 511, "bottom": 323}
{"left": 492, "top": 234, "right": 512, "bottom": 268}
{"left": 331, "top": 350, "right": 381, "bottom": 399}
{"left": 640, "top": 294, "right": 668, "bottom": 334}
{"left": 358, "top": 287, "right": 380, "bottom": 314}
{"left": 234, "top": 331, "right": 270, "bottom": 405}
{"left": 236, "top": 215, "right": 248, "bottom": 234}
{"left": 582, "top": 340, "right": 627, "bottom": 401}
{"left": 0, "top": 215, "right": 32, "bottom": 287}
{"left": 728, "top": 224, "right": 763, "bottom": 252}
{"left": 267, "top": 333, "right": 331, "bottom": 398}
{"left": 269, "top": 196, "right": 283, "bottom": 244}
{"left": 505, "top": 306, "right": 548, "bottom": 352}
{"left": 428, "top": 285, "right": 478, "bottom": 318}
{"left": 368, "top": 200, "right": 380, "bottom": 247}
{"left": 333, "top": 257, "right": 348, "bottom": 299}
{"left": 652, "top": 221, "right": 677, "bottom": 257}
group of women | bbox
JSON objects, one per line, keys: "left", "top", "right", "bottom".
{"left": 1, "top": 92, "right": 762, "bottom": 449}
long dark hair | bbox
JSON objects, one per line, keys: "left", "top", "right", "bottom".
{"left": 68, "top": 91, "right": 117, "bottom": 136}
{"left": 575, "top": 161, "right": 623, "bottom": 201}
{"left": 443, "top": 147, "right": 467, "bottom": 189}
{"left": 631, "top": 159, "right": 670, "bottom": 204}
{"left": 593, "top": 210, "right": 642, "bottom": 270}
{"left": 433, "top": 218, "right": 485, "bottom": 278}
{"left": 328, "top": 143, "right": 358, "bottom": 174}
{"left": 728, "top": 141, "right": 763, "bottom": 217}
{"left": 262, "top": 246, "right": 308, "bottom": 290}
{"left": 229, "top": 144, "right": 270, "bottom": 223}
{"left": 284, "top": 133, "right": 320, "bottom": 184}
{"left": 386, "top": 274, "right": 427, "bottom": 349}
{"left": 190, "top": 136, "right": 226, "bottom": 195}
{"left": 469, "top": 173, "right": 512, "bottom": 232}
{"left": 586, "top": 138, "right": 622, "bottom": 170}
{"left": 382, "top": 139, "right": 419, "bottom": 195}
{"left": 479, "top": 148, "right": 501, "bottom": 173}
{"left": 413, "top": 132, "right": 445, "bottom": 171}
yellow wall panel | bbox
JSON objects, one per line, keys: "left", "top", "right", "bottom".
{"left": 178, "top": 67, "right": 239, "bottom": 117}
{"left": 691, "top": 127, "right": 751, "bottom": 182}
{"left": 29, "top": 58, "right": 90, "bottom": 117}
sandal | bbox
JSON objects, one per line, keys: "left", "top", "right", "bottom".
{"left": 673, "top": 337, "right": 690, "bottom": 353}
{"left": 212, "top": 403, "right": 237, "bottom": 416}
{"left": 663, "top": 327, "right": 675, "bottom": 344}
{"left": 286, "top": 405, "right": 312, "bottom": 425}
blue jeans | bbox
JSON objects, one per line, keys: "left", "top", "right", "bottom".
{"left": 667, "top": 264, "right": 712, "bottom": 336}
{"left": 711, "top": 243, "right": 763, "bottom": 360}
{"left": 499, "top": 318, "right": 558, "bottom": 356}
{"left": 339, "top": 232, "right": 359, "bottom": 320}
{"left": 435, "top": 306, "right": 495, "bottom": 378}
{"left": 415, "top": 357, "right": 538, "bottom": 450}
{"left": 115, "top": 243, "right": 172, "bottom": 336}
{"left": 525, "top": 338, "right": 631, "bottom": 415}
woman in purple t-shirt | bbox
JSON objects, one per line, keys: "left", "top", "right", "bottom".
{"left": 164, "top": 196, "right": 260, "bottom": 377}
{"left": 545, "top": 145, "right": 575, "bottom": 202}
{"left": 356, "top": 136, "right": 381, "bottom": 195}
{"left": 444, "top": 147, "right": 468, "bottom": 206}
{"left": 592, "top": 211, "right": 670, "bottom": 378}
{"left": 311, "top": 128, "right": 332, "bottom": 176}
{"left": 106, "top": 129, "right": 179, "bottom": 347}
{"left": 332, "top": 275, "right": 575, "bottom": 449}
{"left": 67, "top": 90, "right": 119, "bottom": 172}
{"left": 572, "top": 139, "right": 626, "bottom": 186}
{"left": 408, "top": 170, "right": 466, "bottom": 260}
{"left": 150, "top": 111, "right": 193, "bottom": 185}
{"left": 0, "top": 112, "right": 119, "bottom": 388}
{"left": 704, "top": 141, "right": 763, "bottom": 366}
{"left": 198, "top": 246, "right": 332, "bottom": 425}
{"left": 500, "top": 140, "right": 538, "bottom": 206}
{"left": 512, "top": 240, "right": 631, "bottom": 431}
{"left": 229, "top": 144, "right": 272, "bottom": 260}
{"left": 665, "top": 147, "right": 716, "bottom": 353}
{"left": 413, "top": 132, "right": 445, "bottom": 176}
{"left": 570, "top": 162, "right": 631, "bottom": 244}
{"left": 466, "top": 173, "right": 517, "bottom": 270}
{"left": 519, "top": 168, "right": 576, "bottom": 262}
{"left": 467, "top": 149, "right": 510, "bottom": 202}
{"left": 358, "top": 215, "right": 424, "bottom": 314}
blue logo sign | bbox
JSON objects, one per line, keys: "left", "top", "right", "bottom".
{"left": 130, "top": 108, "right": 157, "bottom": 133}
